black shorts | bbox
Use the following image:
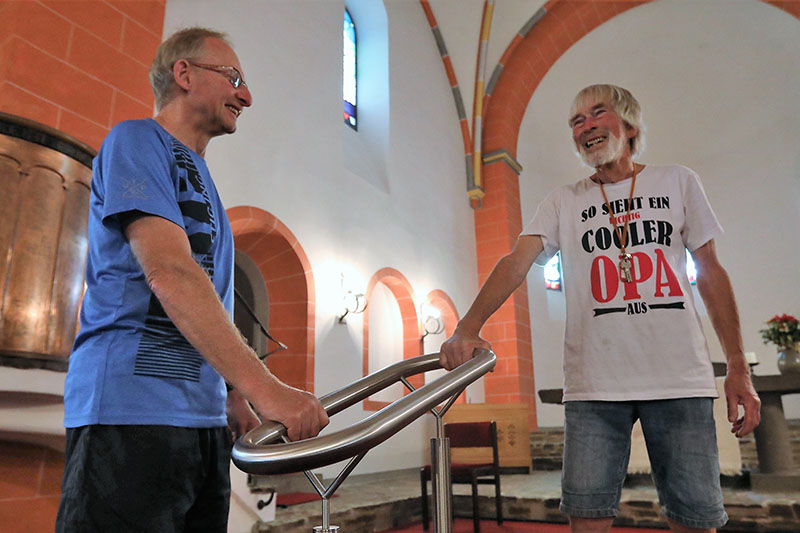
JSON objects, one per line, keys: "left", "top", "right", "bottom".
{"left": 56, "top": 425, "right": 233, "bottom": 533}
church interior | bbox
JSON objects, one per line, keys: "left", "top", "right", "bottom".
{"left": 1, "top": 0, "right": 799, "bottom": 531}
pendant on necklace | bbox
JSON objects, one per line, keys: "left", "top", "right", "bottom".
{"left": 619, "top": 252, "right": 633, "bottom": 283}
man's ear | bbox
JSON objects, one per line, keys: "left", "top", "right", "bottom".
{"left": 172, "top": 59, "right": 192, "bottom": 92}
{"left": 625, "top": 122, "right": 638, "bottom": 140}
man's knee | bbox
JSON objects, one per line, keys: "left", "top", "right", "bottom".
{"left": 569, "top": 516, "right": 614, "bottom": 533}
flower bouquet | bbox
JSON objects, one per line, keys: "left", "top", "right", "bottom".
{"left": 760, "top": 314, "right": 800, "bottom": 374}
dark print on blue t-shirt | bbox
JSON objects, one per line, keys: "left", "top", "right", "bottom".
{"left": 134, "top": 138, "right": 219, "bottom": 383}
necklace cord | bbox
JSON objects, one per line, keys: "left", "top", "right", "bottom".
{"left": 598, "top": 165, "right": 638, "bottom": 254}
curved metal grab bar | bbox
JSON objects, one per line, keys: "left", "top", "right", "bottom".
{"left": 232, "top": 349, "right": 495, "bottom": 475}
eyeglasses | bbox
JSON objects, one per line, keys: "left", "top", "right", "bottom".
{"left": 187, "top": 61, "right": 248, "bottom": 89}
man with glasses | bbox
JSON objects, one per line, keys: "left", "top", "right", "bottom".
{"left": 57, "top": 27, "right": 328, "bottom": 532}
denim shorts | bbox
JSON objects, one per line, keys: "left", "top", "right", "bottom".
{"left": 560, "top": 398, "right": 728, "bottom": 529}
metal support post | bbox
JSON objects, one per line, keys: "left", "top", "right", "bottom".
{"left": 311, "top": 497, "right": 339, "bottom": 532}
{"left": 431, "top": 415, "right": 452, "bottom": 533}
{"left": 305, "top": 449, "right": 365, "bottom": 532}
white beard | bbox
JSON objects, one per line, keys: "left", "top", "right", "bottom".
{"left": 578, "top": 131, "right": 626, "bottom": 168}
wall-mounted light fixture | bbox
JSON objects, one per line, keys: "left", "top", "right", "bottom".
{"left": 420, "top": 303, "right": 444, "bottom": 339}
{"left": 338, "top": 273, "right": 367, "bottom": 323}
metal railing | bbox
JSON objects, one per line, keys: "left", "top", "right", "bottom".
{"left": 232, "top": 349, "right": 496, "bottom": 532}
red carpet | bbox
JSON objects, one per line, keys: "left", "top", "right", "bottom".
{"left": 382, "top": 519, "right": 666, "bottom": 532}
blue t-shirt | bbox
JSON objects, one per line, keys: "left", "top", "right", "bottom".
{"left": 64, "top": 119, "right": 233, "bottom": 428}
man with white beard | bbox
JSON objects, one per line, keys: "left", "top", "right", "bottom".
{"left": 439, "top": 85, "right": 760, "bottom": 533}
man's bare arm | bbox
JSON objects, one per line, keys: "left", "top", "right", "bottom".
{"left": 125, "top": 215, "right": 328, "bottom": 441}
{"left": 439, "top": 235, "right": 544, "bottom": 370}
{"left": 693, "top": 239, "right": 760, "bottom": 437}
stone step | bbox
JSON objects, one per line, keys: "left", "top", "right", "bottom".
{"left": 248, "top": 471, "right": 324, "bottom": 494}
{"left": 252, "top": 469, "right": 800, "bottom": 532}
{"left": 529, "top": 426, "right": 566, "bottom": 471}
{"left": 530, "top": 420, "right": 800, "bottom": 471}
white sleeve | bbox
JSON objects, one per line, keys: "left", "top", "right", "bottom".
{"left": 522, "top": 187, "right": 561, "bottom": 265}
{"left": 681, "top": 167, "right": 724, "bottom": 251}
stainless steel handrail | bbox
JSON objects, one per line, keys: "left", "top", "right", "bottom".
{"left": 232, "top": 349, "right": 495, "bottom": 475}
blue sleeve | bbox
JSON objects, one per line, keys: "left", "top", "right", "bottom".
{"left": 96, "top": 121, "right": 185, "bottom": 231}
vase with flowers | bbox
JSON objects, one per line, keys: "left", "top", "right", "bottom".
{"left": 760, "top": 314, "right": 800, "bottom": 374}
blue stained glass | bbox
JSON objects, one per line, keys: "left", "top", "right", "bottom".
{"left": 544, "top": 252, "right": 562, "bottom": 291}
{"left": 343, "top": 9, "right": 357, "bottom": 129}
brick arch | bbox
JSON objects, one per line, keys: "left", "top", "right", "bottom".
{"left": 423, "top": 289, "right": 459, "bottom": 339}
{"left": 484, "top": 0, "right": 650, "bottom": 155}
{"left": 422, "top": 289, "right": 468, "bottom": 404}
{"left": 362, "top": 267, "right": 421, "bottom": 411}
{"left": 226, "top": 206, "right": 315, "bottom": 393}
{"left": 766, "top": 1, "right": 800, "bottom": 19}
{"left": 476, "top": 0, "right": 800, "bottom": 429}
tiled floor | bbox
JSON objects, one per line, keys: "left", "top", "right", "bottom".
{"left": 0, "top": 440, "right": 63, "bottom": 533}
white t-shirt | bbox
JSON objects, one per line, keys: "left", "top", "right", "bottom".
{"left": 523, "top": 164, "right": 722, "bottom": 401}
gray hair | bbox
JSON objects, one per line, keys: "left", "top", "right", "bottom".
{"left": 149, "top": 27, "right": 231, "bottom": 110}
{"left": 569, "top": 84, "right": 646, "bottom": 157}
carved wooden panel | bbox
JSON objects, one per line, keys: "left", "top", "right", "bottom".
{"left": 444, "top": 402, "right": 532, "bottom": 469}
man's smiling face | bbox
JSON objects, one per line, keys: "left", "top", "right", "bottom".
{"left": 570, "top": 102, "right": 632, "bottom": 167}
{"left": 188, "top": 37, "right": 253, "bottom": 137}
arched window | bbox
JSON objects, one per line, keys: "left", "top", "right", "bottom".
{"left": 544, "top": 252, "right": 562, "bottom": 291}
{"left": 686, "top": 250, "right": 697, "bottom": 285}
{"left": 343, "top": 9, "right": 357, "bottom": 130}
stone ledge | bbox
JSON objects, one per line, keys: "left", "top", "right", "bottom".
{"left": 254, "top": 497, "right": 423, "bottom": 533}
{"left": 532, "top": 422, "right": 800, "bottom": 472}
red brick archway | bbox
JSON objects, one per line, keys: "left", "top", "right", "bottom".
{"left": 227, "top": 206, "right": 315, "bottom": 393}
{"left": 423, "top": 289, "right": 459, "bottom": 340}
{"left": 362, "top": 267, "right": 421, "bottom": 411}
{"left": 476, "top": 0, "right": 800, "bottom": 429}
{"left": 423, "top": 289, "right": 468, "bottom": 403}
{"left": 767, "top": 1, "right": 800, "bottom": 19}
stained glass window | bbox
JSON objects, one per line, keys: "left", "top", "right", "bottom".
{"left": 343, "top": 9, "right": 357, "bottom": 130}
{"left": 544, "top": 252, "right": 562, "bottom": 291}
{"left": 686, "top": 251, "right": 697, "bottom": 285}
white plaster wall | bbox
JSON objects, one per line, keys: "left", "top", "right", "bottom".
{"left": 516, "top": 0, "right": 800, "bottom": 426}
{"left": 161, "top": 0, "right": 478, "bottom": 488}
{"left": 367, "top": 283, "right": 405, "bottom": 403}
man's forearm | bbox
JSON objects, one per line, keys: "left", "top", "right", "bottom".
{"left": 458, "top": 252, "right": 532, "bottom": 335}
{"left": 696, "top": 264, "right": 747, "bottom": 371}
{"left": 439, "top": 236, "right": 542, "bottom": 370}
{"left": 692, "top": 240, "right": 760, "bottom": 436}
{"left": 125, "top": 215, "right": 293, "bottom": 417}
{"left": 142, "top": 247, "right": 328, "bottom": 440}
{"left": 146, "top": 259, "right": 281, "bottom": 402}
